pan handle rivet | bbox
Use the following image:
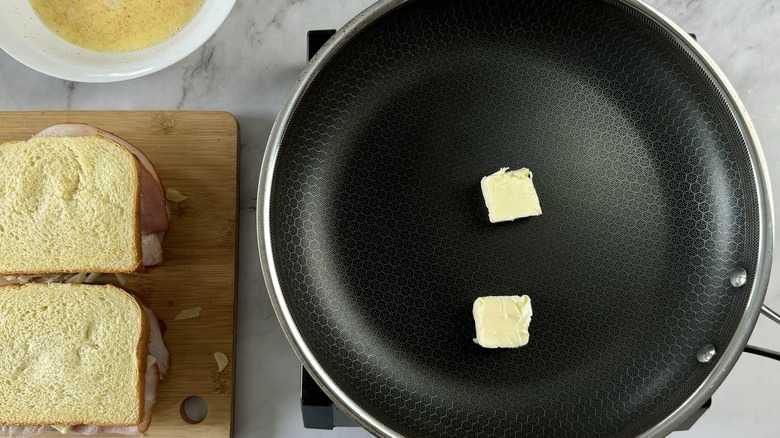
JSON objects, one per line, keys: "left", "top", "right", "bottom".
{"left": 697, "top": 344, "right": 716, "bottom": 363}
{"left": 730, "top": 267, "right": 747, "bottom": 287}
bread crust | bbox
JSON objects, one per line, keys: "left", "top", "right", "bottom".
{"left": 115, "top": 134, "right": 145, "bottom": 276}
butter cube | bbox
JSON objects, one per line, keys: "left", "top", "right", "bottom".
{"left": 473, "top": 295, "right": 533, "bottom": 348}
{"left": 480, "top": 168, "right": 541, "bottom": 223}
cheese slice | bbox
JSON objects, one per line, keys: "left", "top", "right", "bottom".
{"left": 480, "top": 167, "right": 542, "bottom": 223}
{"left": 51, "top": 425, "right": 72, "bottom": 434}
{"left": 473, "top": 295, "right": 533, "bottom": 348}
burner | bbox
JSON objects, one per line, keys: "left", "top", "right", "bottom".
{"left": 300, "top": 365, "right": 712, "bottom": 431}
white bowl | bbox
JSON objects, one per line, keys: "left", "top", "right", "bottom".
{"left": 0, "top": 0, "right": 235, "bottom": 83}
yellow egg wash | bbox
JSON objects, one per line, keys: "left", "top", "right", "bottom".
{"left": 29, "top": 0, "right": 205, "bottom": 52}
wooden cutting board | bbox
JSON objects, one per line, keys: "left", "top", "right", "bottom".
{"left": 0, "top": 111, "right": 238, "bottom": 437}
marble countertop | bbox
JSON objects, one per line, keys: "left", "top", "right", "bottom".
{"left": 1, "top": 1, "right": 778, "bottom": 437}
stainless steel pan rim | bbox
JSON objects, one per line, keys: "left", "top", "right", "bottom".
{"left": 257, "top": 0, "right": 774, "bottom": 436}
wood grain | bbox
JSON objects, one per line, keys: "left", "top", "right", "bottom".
{"left": 0, "top": 111, "right": 238, "bottom": 437}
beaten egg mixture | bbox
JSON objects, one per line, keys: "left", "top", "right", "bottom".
{"left": 29, "top": 0, "right": 205, "bottom": 52}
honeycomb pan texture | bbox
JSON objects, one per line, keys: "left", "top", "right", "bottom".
{"left": 268, "top": 0, "right": 761, "bottom": 436}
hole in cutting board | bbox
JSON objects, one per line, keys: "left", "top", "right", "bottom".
{"left": 180, "top": 395, "right": 208, "bottom": 424}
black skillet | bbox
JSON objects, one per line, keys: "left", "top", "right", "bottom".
{"left": 259, "top": 0, "right": 774, "bottom": 436}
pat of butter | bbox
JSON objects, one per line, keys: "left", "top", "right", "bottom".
{"left": 480, "top": 168, "right": 542, "bottom": 223}
{"left": 473, "top": 295, "right": 533, "bottom": 348}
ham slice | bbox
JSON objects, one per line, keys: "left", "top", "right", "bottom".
{"left": 0, "top": 275, "right": 65, "bottom": 286}
{"left": 142, "top": 303, "right": 170, "bottom": 377}
{"left": 31, "top": 124, "right": 169, "bottom": 267}
{"left": 33, "top": 124, "right": 170, "bottom": 236}
{"left": 142, "top": 233, "right": 165, "bottom": 267}
{"left": 0, "top": 426, "right": 49, "bottom": 437}
{"left": 0, "top": 305, "right": 169, "bottom": 437}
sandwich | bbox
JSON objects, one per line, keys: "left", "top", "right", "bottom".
{"left": 0, "top": 283, "right": 169, "bottom": 436}
{"left": 0, "top": 124, "right": 171, "bottom": 436}
{"left": 0, "top": 124, "right": 169, "bottom": 284}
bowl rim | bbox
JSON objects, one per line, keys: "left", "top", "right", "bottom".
{"left": 0, "top": 0, "right": 236, "bottom": 83}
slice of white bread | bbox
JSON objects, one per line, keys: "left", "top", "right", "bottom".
{"left": 0, "top": 135, "right": 142, "bottom": 275}
{"left": 0, "top": 283, "right": 148, "bottom": 426}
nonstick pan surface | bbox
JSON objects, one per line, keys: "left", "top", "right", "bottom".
{"left": 259, "top": 0, "right": 773, "bottom": 436}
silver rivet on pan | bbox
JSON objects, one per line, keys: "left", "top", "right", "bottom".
{"left": 730, "top": 267, "right": 747, "bottom": 287}
{"left": 697, "top": 344, "right": 716, "bottom": 363}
